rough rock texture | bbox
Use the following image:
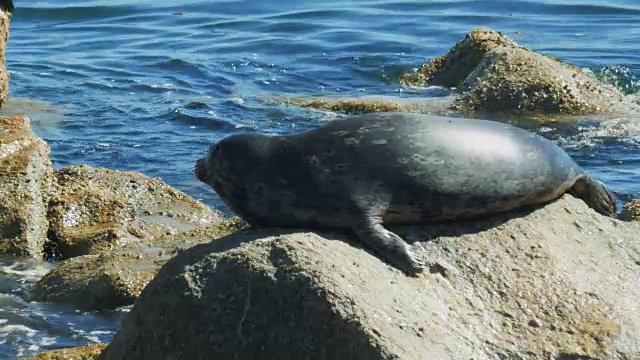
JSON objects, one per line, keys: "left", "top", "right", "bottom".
{"left": 101, "top": 195, "right": 640, "bottom": 360}
{"left": 28, "top": 344, "right": 107, "bottom": 360}
{"left": 32, "top": 218, "right": 246, "bottom": 310}
{"left": 0, "top": 116, "right": 53, "bottom": 258}
{"left": 282, "top": 97, "right": 417, "bottom": 114}
{"left": 401, "top": 28, "right": 637, "bottom": 116}
{"left": 0, "top": 2, "right": 12, "bottom": 107}
{"left": 47, "top": 164, "right": 224, "bottom": 259}
{"left": 618, "top": 199, "right": 640, "bottom": 222}
{"left": 276, "top": 95, "right": 459, "bottom": 117}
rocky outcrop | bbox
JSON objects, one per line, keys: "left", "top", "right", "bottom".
{"left": 47, "top": 165, "right": 224, "bottom": 259}
{"left": 401, "top": 28, "right": 637, "bottom": 117}
{"left": 279, "top": 28, "right": 638, "bottom": 120}
{"left": 0, "top": 1, "right": 12, "bottom": 107}
{"left": 618, "top": 199, "right": 640, "bottom": 222}
{"left": 0, "top": 116, "right": 53, "bottom": 258}
{"left": 101, "top": 195, "right": 640, "bottom": 360}
{"left": 28, "top": 343, "right": 106, "bottom": 360}
{"left": 32, "top": 218, "right": 246, "bottom": 310}
{"left": 0, "top": 0, "right": 13, "bottom": 107}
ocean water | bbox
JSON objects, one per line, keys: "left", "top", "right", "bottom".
{"left": 1, "top": 0, "right": 639, "bottom": 357}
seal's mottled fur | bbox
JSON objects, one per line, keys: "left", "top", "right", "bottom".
{"left": 195, "top": 112, "right": 616, "bottom": 274}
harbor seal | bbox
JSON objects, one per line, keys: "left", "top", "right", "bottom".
{"left": 194, "top": 112, "right": 616, "bottom": 274}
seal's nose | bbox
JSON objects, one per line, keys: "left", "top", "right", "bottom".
{"left": 193, "top": 158, "right": 207, "bottom": 182}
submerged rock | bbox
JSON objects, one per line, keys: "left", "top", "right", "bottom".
{"left": 47, "top": 164, "right": 224, "bottom": 259}
{"left": 101, "top": 195, "right": 640, "bottom": 360}
{"left": 32, "top": 218, "right": 247, "bottom": 310}
{"left": 0, "top": 116, "right": 52, "bottom": 258}
{"left": 401, "top": 28, "right": 637, "bottom": 117}
{"left": 28, "top": 343, "right": 106, "bottom": 360}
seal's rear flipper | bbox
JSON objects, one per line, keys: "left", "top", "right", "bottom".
{"left": 569, "top": 176, "right": 616, "bottom": 216}
{"left": 353, "top": 221, "right": 425, "bottom": 276}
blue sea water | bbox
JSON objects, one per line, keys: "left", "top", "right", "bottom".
{"left": 1, "top": 0, "right": 639, "bottom": 358}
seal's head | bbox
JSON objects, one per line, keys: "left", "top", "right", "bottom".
{"left": 194, "top": 134, "right": 259, "bottom": 188}
{"left": 194, "top": 134, "right": 272, "bottom": 217}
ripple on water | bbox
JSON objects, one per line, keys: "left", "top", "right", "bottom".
{"left": 0, "top": 257, "right": 124, "bottom": 359}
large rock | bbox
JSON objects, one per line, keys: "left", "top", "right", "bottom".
{"left": 0, "top": 1, "right": 12, "bottom": 107}
{"left": 32, "top": 218, "right": 246, "bottom": 310}
{"left": 400, "top": 28, "right": 637, "bottom": 117}
{"left": 0, "top": 116, "right": 53, "bottom": 258}
{"left": 47, "top": 164, "right": 224, "bottom": 259}
{"left": 101, "top": 195, "right": 640, "bottom": 360}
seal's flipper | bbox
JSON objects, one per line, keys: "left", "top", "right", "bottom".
{"left": 348, "top": 185, "right": 424, "bottom": 275}
{"left": 353, "top": 221, "right": 425, "bottom": 276}
{"left": 569, "top": 176, "right": 616, "bottom": 216}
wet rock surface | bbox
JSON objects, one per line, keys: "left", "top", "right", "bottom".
{"left": 0, "top": 116, "right": 52, "bottom": 258}
{"left": 47, "top": 164, "right": 225, "bottom": 259}
{"left": 33, "top": 218, "right": 247, "bottom": 310}
{"left": 101, "top": 195, "right": 640, "bottom": 360}
{"left": 28, "top": 343, "right": 107, "bottom": 360}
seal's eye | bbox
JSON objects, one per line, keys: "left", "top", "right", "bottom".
{"left": 210, "top": 144, "right": 220, "bottom": 155}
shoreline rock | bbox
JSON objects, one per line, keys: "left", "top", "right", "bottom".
{"left": 0, "top": 114, "right": 242, "bottom": 312}
{"left": 32, "top": 218, "right": 247, "bottom": 310}
{"left": 100, "top": 195, "right": 640, "bottom": 359}
{"left": 47, "top": 164, "right": 225, "bottom": 259}
{"left": 0, "top": 116, "right": 52, "bottom": 258}
{"left": 0, "top": 1, "right": 12, "bottom": 107}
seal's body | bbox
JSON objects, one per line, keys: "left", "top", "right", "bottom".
{"left": 195, "top": 112, "right": 616, "bottom": 274}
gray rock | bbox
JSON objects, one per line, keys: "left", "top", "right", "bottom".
{"left": 101, "top": 195, "right": 640, "bottom": 360}
{"left": 0, "top": 116, "right": 52, "bottom": 258}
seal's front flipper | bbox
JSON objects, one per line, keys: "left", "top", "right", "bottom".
{"left": 569, "top": 176, "right": 616, "bottom": 216}
{"left": 353, "top": 221, "right": 425, "bottom": 276}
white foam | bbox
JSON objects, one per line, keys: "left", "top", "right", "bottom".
{"left": 0, "top": 325, "right": 37, "bottom": 337}
{"left": 40, "top": 337, "right": 58, "bottom": 346}
{"left": 0, "top": 260, "right": 52, "bottom": 283}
